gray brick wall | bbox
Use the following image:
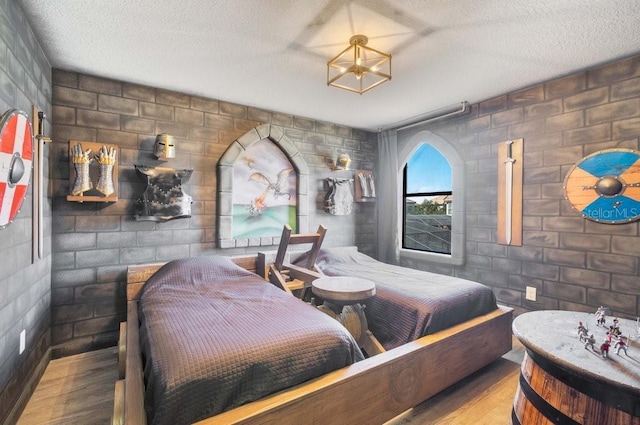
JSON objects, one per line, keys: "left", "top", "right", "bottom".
{"left": 0, "top": 1, "right": 52, "bottom": 423}
{"left": 51, "top": 70, "right": 378, "bottom": 356}
{"left": 397, "top": 55, "right": 640, "bottom": 319}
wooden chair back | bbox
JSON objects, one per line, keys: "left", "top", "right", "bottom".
{"left": 269, "top": 224, "right": 326, "bottom": 297}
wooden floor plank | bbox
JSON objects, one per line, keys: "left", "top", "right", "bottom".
{"left": 386, "top": 336, "right": 525, "bottom": 425}
{"left": 387, "top": 358, "right": 520, "bottom": 424}
{"left": 17, "top": 347, "right": 119, "bottom": 425}
{"left": 18, "top": 338, "right": 524, "bottom": 425}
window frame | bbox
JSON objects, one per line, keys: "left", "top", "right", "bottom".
{"left": 402, "top": 161, "right": 453, "bottom": 255}
{"left": 396, "top": 130, "right": 466, "bottom": 266}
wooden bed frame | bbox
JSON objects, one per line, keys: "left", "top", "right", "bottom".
{"left": 112, "top": 254, "right": 513, "bottom": 425}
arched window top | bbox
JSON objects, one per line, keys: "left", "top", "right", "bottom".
{"left": 399, "top": 131, "right": 463, "bottom": 171}
{"left": 406, "top": 144, "right": 452, "bottom": 194}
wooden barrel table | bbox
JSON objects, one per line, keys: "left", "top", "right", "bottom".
{"left": 512, "top": 310, "right": 640, "bottom": 425}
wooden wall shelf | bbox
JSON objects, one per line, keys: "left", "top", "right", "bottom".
{"left": 67, "top": 140, "right": 119, "bottom": 203}
{"left": 66, "top": 193, "right": 117, "bottom": 203}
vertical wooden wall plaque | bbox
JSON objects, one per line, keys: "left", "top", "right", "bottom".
{"left": 497, "top": 138, "right": 523, "bottom": 246}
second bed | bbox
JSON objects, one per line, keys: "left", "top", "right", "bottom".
{"left": 296, "top": 246, "right": 498, "bottom": 350}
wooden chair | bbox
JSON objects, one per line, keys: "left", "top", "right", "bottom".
{"left": 268, "top": 224, "right": 326, "bottom": 298}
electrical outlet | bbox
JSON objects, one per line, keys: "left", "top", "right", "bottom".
{"left": 525, "top": 286, "right": 537, "bottom": 301}
{"left": 19, "top": 329, "right": 26, "bottom": 354}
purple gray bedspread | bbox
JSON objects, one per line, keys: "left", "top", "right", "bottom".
{"left": 305, "top": 247, "right": 498, "bottom": 351}
{"left": 139, "top": 255, "right": 363, "bottom": 425}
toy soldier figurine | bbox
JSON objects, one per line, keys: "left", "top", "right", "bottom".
{"left": 600, "top": 339, "right": 611, "bottom": 358}
{"left": 614, "top": 334, "right": 628, "bottom": 355}
{"left": 584, "top": 334, "right": 596, "bottom": 350}
{"left": 577, "top": 321, "right": 588, "bottom": 341}
{"left": 595, "top": 306, "right": 606, "bottom": 326}
{"left": 609, "top": 318, "right": 621, "bottom": 337}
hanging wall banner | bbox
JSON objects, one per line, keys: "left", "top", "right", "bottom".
{"left": 497, "top": 138, "right": 523, "bottom": 245}
{"left": 0, "top": 109, "right": 33, "bottom": 228}
{"left": 564, "top": 148, "right": 640, "bottom": 224}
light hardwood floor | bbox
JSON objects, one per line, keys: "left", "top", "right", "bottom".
{"left": 17, "top": 339, "right": 524, "bottom": 425}
{"left": 17, "top": 347, "right": 119, "bottom": 425}
{"left": 386, "top": 341, "right": 524, "bottom": 425}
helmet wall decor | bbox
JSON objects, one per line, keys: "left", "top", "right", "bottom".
{"left": 154, "top": 133, "right": 176, "bottom": 160}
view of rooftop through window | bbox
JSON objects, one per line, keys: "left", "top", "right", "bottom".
{"left": 403, "top": 144, "right": 452, "bottom": 254}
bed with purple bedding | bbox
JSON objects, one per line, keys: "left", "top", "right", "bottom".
{"left": 302, "top": 246, "right": 498, "bottom": 351}
{"left": 138, "top": 255, "right": 364, "bottom": 425}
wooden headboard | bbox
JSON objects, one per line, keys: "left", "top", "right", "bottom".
{"left": 125, "top": 255, "right": 259, "bottom": 301}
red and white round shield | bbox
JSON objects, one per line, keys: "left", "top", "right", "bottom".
{"left": 0, "top": 109, "right": 33, "bottom": 228}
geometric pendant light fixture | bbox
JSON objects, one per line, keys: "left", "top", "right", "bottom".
{"left": 327, "top": 34, "right": 391, "bottom": 94}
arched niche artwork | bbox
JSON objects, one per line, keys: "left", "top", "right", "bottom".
{"left": 217, "top": 124, "right": 309, "bottom": 248}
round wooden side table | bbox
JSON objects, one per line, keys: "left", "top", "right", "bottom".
{"left": 312, "top": 276, "right": 384, "bottom": 355}
{"left": 312, "top": 276, "right": 376, "bottom": 310}
{"left": 511, "top": 310, "right": 640, "bottom": 425}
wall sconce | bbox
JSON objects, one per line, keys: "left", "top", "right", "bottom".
{"left": 327, "top": 34, "right": 391, "bottom": 94}
{"left": 332, "top": 153, "right": 351, "bottom": 171}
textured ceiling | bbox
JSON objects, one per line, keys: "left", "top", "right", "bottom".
{"left": 17, "top": 0, "right": 640, "bottom": 131}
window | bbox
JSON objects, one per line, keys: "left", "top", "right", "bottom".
{"left": 402, "top": 144, "right": 452, "bottom": 254}
{"left": 395, "top": 129, "right": 465, "bottom": 266}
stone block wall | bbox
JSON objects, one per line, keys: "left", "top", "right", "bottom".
{"left": 0, "top": 1, "right": 52, "bottom": 423}
{"left": 397, "top": 55, "right": 640, "bottom": 319}
{"left": 50, "top": 70, "right": 377, "bottom": 356}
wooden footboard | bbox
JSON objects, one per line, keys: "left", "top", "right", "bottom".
{"left": 113, "top": 256, "right": 513, "bottom": 425}
{"left": 198, "top": 305, "right": 512, "bottom": 424}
